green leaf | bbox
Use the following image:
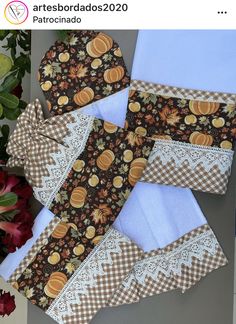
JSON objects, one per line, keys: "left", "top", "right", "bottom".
{"left": 57, "top": 30, "right": 70, "bottom": 41}
{"left": 0, "top": 104, "right": 3, "bottom": 118}
{"left": 0, "top": 92, "right": 19, "bottom": 108}
{"left": 18, "top": 100, "right": 27, "bottom": 109}
{"left": 0, "top": 30, "right": 9, "bottom": 41}
{"left": 7, "top": 34, "right": 16, "bottom": 49}
{"left": 3, "top": 106, "right": 21, "bottom": 120}
{"left": 0, "top": 209, "right": 18, "bottom": 222}
{"left": 0, "top": 192, "right": 17, "bottom": 207}
{"left": 0, "top": 74, "right": 19, "bottom": 92}
{"left": 0, "top": 54, "right": 12, "bottom": 79}
{"left": 1, "top": 124, "right": 10, "bottom": 138}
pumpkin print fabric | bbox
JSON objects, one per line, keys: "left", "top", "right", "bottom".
{"left": 126, "top": 80, "right": 235, "bottom": 194}
{"left": 126, "top": 87, "right": 236, "bottom": 149}
{"left": 6, "top": 101, "right": 154, "bottom": 309}
{"left": 38, "top": 30, "right": 130, "bottom": 116}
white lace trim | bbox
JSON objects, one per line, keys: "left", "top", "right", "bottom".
{"left": 34, "top": 112, "right": 95, "bottom": 207}
{"left": 46, "top": 228, "right": 130, "bottom": 324}
{"left": 123, "top": 229, "right": 218, "bottom": 288}
{"left": 148, "top": 140, "right": 234, "bottom": 174}
{"left": 130, "top": 80, "right": 236, "bottom": 104}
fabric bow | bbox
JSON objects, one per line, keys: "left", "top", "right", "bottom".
{"left": 6, "top": 99, "right": 73, "bottom": 187}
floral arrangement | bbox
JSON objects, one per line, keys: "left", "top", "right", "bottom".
{"left": 0, "top": 30, "right": 31, "bottom": 165}
{"left": 0, "top": 170, "right": 33, "bottom": 317}
{"left": 0, "top": 290, "right": 16, "bottom": 317}
{"left": 0, "top": 170, "right": 33, "bottom": 256}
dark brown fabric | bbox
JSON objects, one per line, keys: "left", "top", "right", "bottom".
{"left": 39, "top": 30, "right": 130, "bottom": 116}
{"left": 11, "top": 117, "right": 154, "bottom": 310}
{"left": 126, "top": 88, "right": 236, "bottom": 149}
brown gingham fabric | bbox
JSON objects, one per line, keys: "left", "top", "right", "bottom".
{"left": 46, "top": 234, "right": 142, "bottom": 324}
{"left": 130, "top": 80, "right": 236, "bottom": 103}
{"left": 106, "top": 224, "right": 228, "bottom": 306}
{"left": 141, "top": 156, "right": 231, "bottom": 195}
{"left": 8, "top": 217, "right": 60, "bottom": 284}
{"left": 6, "top": 99, "right": 74, "bottom": 188}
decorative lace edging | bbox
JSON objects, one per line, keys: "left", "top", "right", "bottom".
{"left": 148, "top": 139, "right": 234, "bottom": 174}
{"left": 34, "top": 112, "right": 94, "bottom": 207}
{"left": 122, "top": 228, "right": 220, "bottom": 288}
{"left": 130, "top": 79, "right": 236, "bottom": 104}
{"left": 46, "top": 228, "right": 131, "bottom": 324}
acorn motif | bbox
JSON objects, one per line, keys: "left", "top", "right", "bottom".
{"left": 135, "top": 126, "right": 147, "bottom": 137}
{"left": 41, "top": 80, "right": 52, "bottom": 91}
{"left": 184, "top": 114, "right": 197, "bottom": 125}
{"left": 91, "top": 58, "right": 102, "bottom": 69}
{"left": 73, "top": 87, "right": 94, "bottom": 106}
{"left": 220, "top": 140, "right": 232, "bottom": 150}
{"left": 12, "top": 282, "right": 19, "bottom": 290}
{"left": 85, "top": 226, "right": 96, "bottom": 239}
{"left": 189, "top": 100, "right": 220, "bottom": 115}
{"left": 114, "top": 48, "right": 122, "bottom": 57}
{"left": 96, "top": 149, "right": 115, "bottom": 171}
{"left": 88, "top": 174, "right": 99, "bottom": 187}
{"left": 92, "top": 235, "right": 104, "bottom": 245}
{"left": 58, "top": 52, "right": 70, "bottom": 63}
{"left": 58, "top": 96, "right": 69, "bottom": 106}
{"left": 48, "top": 252, "right": 61, "bottom": 265}
{"left": 123, "top": 149, "right": 133, "bottom": 163}
{"left": 212, "top": 117, "right": 225, "bottom": 128}
{"left": 51, "top": 222, "right": 69, "bottom": 239}
{"left": 128, "top": 102, "right": 141, "bottom": 112}
{"left": 70, "top": 186, "right": 87, "bottom": 208}
{"left": 86, "top": 32, "right": 113, "bottom": 58}
{"left": 103, "top": 121, "right": 118, "bottom": 133}
{"left": 128, "top": 158, "right": 147, "bottom": 186}
{"left": 73, "top": 159, "right": 85, "bottom": 172}
{"left": 113, "top": 176, "right": 123, "bottom": 188}
{"left": 189, "top": 131, "right": 213, "bottom": 146}
{"left": 73, "top": 244, "right": 85, "bottom": 256}
{"left": 44, "top": 272, "right": 67, "bottom": 299}
{"left": 129, "top": 90, "right": 136, "bottom": 98}
{"left": 46, "top": 100, "right": 52, "bottom": 111}
{"left": 104, "top": 66, "right": 125, "bottom": 84}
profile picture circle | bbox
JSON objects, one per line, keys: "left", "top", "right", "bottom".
{"left": 4, "top": 1, "right": 29, "bottom": 25}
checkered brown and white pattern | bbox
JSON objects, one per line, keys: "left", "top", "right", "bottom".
{"left": 106, "top": 224, "right": 228, "bottom": 306}
{"left": 6, "top": 99, "right": 74, "bottom": 188}
{"left": 141, "top": 155, "right": 231, "bottom": 194}
{"left": 47, "top": 237, "right": 142, "bottom": 324}
{"left": 174, "top": 247, "right": 227, "bottom": 292}
{"left": 8, "top": 217, "right": 60, "bottom": 284}
{"left": 130, "top": 79, "right": 236, "bottom": 104}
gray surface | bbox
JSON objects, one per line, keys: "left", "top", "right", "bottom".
{"left": 29, "top": 30, "right": 235, "bottom": 324}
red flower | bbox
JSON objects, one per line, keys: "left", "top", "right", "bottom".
{"left": 0, "top": 290, "right": 16, "bottom": 317}
{"left": 0, "top": 211, "right": 34, "bottom": 252}
{"left": 0, "top": 171, "right": 20, "bottom": 195}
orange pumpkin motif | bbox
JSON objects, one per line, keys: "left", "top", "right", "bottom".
{"left": 189, "top": 131, "right": 213, "bottom": 146}
{"left": 73, "top": 87, "right": 94, "bottom": 106}
{"left": 96, "top": 149, "right": 115, "bottom": 171}
{"left": 86, "top": 32, "right": 113, "bottom": 58}
{"left": 44, "top": 272, "right": 67, "bottom": 299}
{"left": 189, "top": 100, "right": 220, "bottom": 115}
{"left": 128, "top": 158, "right": 147, "bottom": 186}
{"left": 70, "top": 186, "right": 87, "bottom": 208}
{"left": 51, "top": 222, "right": 69, "bottom": 239}
{"left": 104, "top": 66, "right": 125, "bottom": 84}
